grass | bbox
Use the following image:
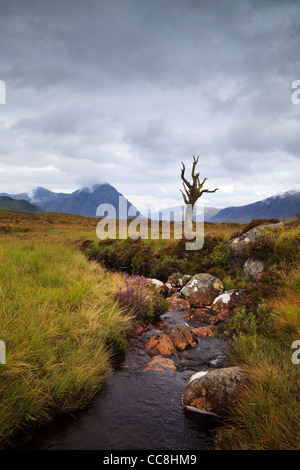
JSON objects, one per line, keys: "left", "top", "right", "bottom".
{"left": 214, "top": 219, "right": 300, "bottom": 450}
{"left": 0, "top": 209, "right": 299, "bottom": 450}
{"left": 0, "top": 215, "right": 133, "bottom": 447}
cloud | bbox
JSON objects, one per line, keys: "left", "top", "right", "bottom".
{"left": 0, "top": 0, "right": 299, "bottom": 209}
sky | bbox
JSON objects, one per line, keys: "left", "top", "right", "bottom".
{"left": 0, "top": 0, "right": 299, "bottom": 212}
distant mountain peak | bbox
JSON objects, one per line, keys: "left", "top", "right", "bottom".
{"left": 0, "top": 183, "right": 139, "bottom": 218}
{"left": 210, "top": 190, "right": 300, "bottom": 223}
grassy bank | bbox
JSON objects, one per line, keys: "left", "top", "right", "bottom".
{"left": 214, "top": 219, "right": 300, "bottom": 450}
{"left": 0, "top": 210, "right": 299, "bottom": 450}
{"left": 0, "top": 215, "right": 133, "bottom": 447}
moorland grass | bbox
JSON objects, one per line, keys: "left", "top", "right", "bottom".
{"left": 0, "top": 223, "right": 132, "bottom": 447}
{"left": 0, "top": 210, "right": 299, "bottom": 450}
{"left": 214, "top": 221, "right": 300, "bottom": 450}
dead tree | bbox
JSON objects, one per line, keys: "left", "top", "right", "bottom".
{"left": 180, "top": 156, "right": 218, "bottom": 236}
{"left": 180, "top": 156, "right": 218, "bottom": 209}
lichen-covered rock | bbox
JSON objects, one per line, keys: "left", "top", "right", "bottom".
{"left": 243, "top": 259, "right": 265, "bottom": 282}
{"left": 166, "top": 295, "right": 190, "bottom": 311}
{"left": 166, "top": 327, "right": 189, "bottom": 351}
{"left": 227, "top": 223, "right": 282, "bottom": 271}
{"left": 146, "top": 333, "right": 178, "bottom": 357}
{"left": 176, "top": 323, "right": 198, "bottom": 348}
{"left": 185, "top": 307, "right": 218, "bottom": 325}
{"left": 180, "top": 273, "right": 224, "bottom": 307}
{"left": 191, "top": 326, "right": 215, "bottom": 338}
{"left": 211, "top": 289, "right": 245, "bottom": 320}
{"left": 147, "top": 278, "right": 168, "bottom": 296}
{"left": 144, "top": 355, "right": 178, "bottom": 372}
{"left": 183, "top": 366, "right": 248, "bottom": 418}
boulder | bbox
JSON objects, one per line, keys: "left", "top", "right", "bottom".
{"left": 180, "top": 273, "right": 224, "bottom": 307}
{"left": 227, "top": 223, "right": 282, "bottom": 271}
{"left": 244, "top": 259, "right": 265, "bottom": 282}
{"left": 146, "top": 333, "right": 178, "bottom": 357}
{"left": 166, "top": 273, "right": 192, "bottom": 289}
{"left": 211, "top": 289, "right": 245, "bottom": 320}
{"left": 144, "top": 355, "right": 178, "bottom": 372}
{"left": 148, "top": 278, "right": 168, "bottom": 296}
{"left": 183, "top": 366, "right": 248, "bottom": 418}
{"left": 166, "top": 327, "right": 189, "bottom": 351}
{"left": 176, "top": 323, "right": 198, "bottom": 348}
{"left": 166, "top": 295, "right": 190, "bottom": 311}
{"left": 191, "top": 326, "right": 215, "bottom": 338}
{"left": 185, "top": 307, "right": 218, "bottom": 325}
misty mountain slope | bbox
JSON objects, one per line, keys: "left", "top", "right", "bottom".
{"left": 210, "top": 191, "right": 300, "bottom": 223}
{"left": 147, "top": 205, "right": 221, "bottom": 222}
{"left": 1, "top": 184, "right": 139, "bottom": 218}
{"left": 0, "top": 196, "right": 44, "bottom": 213}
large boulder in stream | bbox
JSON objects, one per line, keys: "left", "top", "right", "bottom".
{"left": 183, "top": 366, "right": 248, "bottom": 418}
{"left": 180, "top": 273, "right": 224, "bottom": 307}
{"left": 146, "top": 333, "right": 178, "bottom": 357}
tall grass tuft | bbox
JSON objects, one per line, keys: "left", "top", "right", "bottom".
{"left": 0, "top": 230, "right": 132, "bottom": 447}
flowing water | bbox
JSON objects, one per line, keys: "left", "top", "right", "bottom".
{"left": 17, "top": 310, "right": 228, "bottom": 451}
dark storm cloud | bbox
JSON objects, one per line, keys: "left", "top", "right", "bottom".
{"left": 0, "top": 0, "right": 299, "bottom": 208}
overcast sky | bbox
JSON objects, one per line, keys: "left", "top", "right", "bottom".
{"left": 0, "top": 0, "right": 299, "bottom": 212}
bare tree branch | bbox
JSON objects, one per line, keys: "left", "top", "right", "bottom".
{"left": 179, "top": 156, "right": 218, "bottom": 208}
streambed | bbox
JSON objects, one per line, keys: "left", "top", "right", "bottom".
{"left": 18, "top": 310, "right": 228, "bottom": 450}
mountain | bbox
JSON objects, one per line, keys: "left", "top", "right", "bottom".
{"left": 210, "top": 191, "right": 300, "bottom": 223}
{"left": 1, "top": 184, "right": 139, "bottom": 218}
{"left": 147, "top": 205, "right": 221, "bottom": 222}
{"left": 0, "top": 196, "right": 44, "bottom": 213}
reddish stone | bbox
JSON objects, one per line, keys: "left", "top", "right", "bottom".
{"left": 188, "top": 308, "right": 218, "bottom": 325}
{"left": 146, "top": 333, "right": 178, "bottom": 357}
{"left": 192, "top": 326, "right": 215, "bottom": 338}
{"left": 166, "top": 297, "right": 190, "bottom": 311}
{"left": 144, "top": 355, "right": 178, "bottom": 372}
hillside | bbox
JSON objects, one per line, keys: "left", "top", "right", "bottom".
{"left": 0, "top": 196, "right": 44, "bottom": 213}
{"left": 1, "top": 184, "right": 139, "bottom": 218}
{"left": 210, "top": 190, "right": 300, "bottom": 223}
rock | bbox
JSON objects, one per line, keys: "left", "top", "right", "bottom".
{"left": 176, "top": 323, "right": 198, "bottom": 348}
{"left": 185, "top": 308, "right": 218, "bottom": 325}
{"left": 166, "top": 273, "right": 192, "bottom": 289}
{"left": 180, "top": 273, "right": 224, "bottom": 307}
{"left": 192, "top": 326, "right": 215, "bottom": 338}
{"left": 211, "top": 289, "right": 245, "bottom": 320}
{"left": 166, "top": 327, "right": 189, "bottom": 350}
{"left": 183, "top": 366, "right": 248, "bottom": 418}
{"left": 144, "top": 355, "right": 178, "bottom": 372}
{"left": 166, "top": 295, "right": 190, "bottom": 311}
{"left": 244, "top": 259, "right": 265, "bottom": 282}
{"left": 148, "top": 278, "right": 168, "bottom": 296}
{"left": 227, "top": 223, "right": 282, "bottom": 271}
{"left": 146, "top": 333, "right": 178, "bottom": 357}
{"left": 165, "top": 282, "right": 177, "bottom": 296}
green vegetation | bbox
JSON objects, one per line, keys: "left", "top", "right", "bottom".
{"left": 0, "top": 211, "right": 166, "bottom": 448}
{"left": 0, "top": 197, "right": 44, "bottom": 213}
{"left": 214, "top": 218, "right": 300, "bottom": 450}
{"left": 0, "top": 209, "right": 299, "bottom": 450}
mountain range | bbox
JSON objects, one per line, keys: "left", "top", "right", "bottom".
{"left": 0, "top": 185, "right": 299, "bottom": 223}
{"left": 0, "top": 184, "right": 140, "bottom": 218}
{"left": 209, "top": 190, "right": 300, "bottom": 223}
{"left": 0, "top": 196, "right": 44, "bottom": 213}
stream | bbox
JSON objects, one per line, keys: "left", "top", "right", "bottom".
{"left": 17, "top": 309, "right": 228, "bottom": 451}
